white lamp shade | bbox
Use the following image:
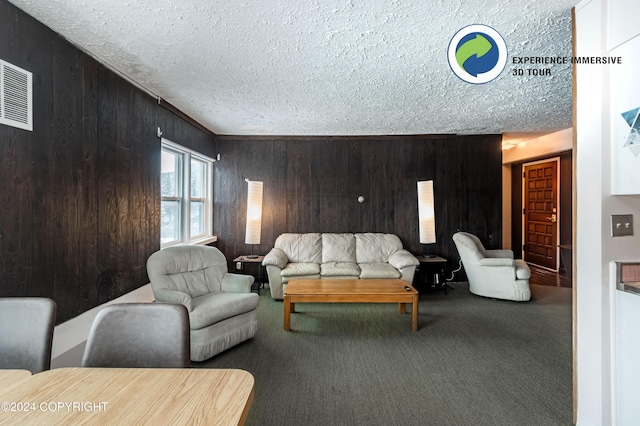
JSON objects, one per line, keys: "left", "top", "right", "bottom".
{"left": 417, "top": 180, "right": 436, "bottom": 244}
{"left": 245, "top": 181, "right": 263, "bottom": 245}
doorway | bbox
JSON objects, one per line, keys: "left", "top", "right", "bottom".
{"left": 522, "top": 158, "right": 560, "bottom": 271}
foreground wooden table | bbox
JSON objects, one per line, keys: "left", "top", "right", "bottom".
{"left": 284, "top": 279, "right": 420, "bottom": 332}
{"left": 0, "top": 368, "right": 254, "bottom": 425}
{"left": 0, "top": 369, "right": 33, "bottom": 396}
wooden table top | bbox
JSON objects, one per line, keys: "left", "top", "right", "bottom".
{"left": 417, "top": 255, "right": 447, "bottom": 263}
{"left": 286, "top": 278, "right": 418, "bottom": 296}
{"left": 0, "top": 369, "right": 33, "bottom": 396}
{"left": 0, "top": 368, "right": 254, "bottom": 425}
{"left": 233, "top": 255, "right": 265, "bottom": 263}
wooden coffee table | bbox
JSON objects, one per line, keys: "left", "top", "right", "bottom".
{"left": 283, "top": 279, "right": 419, "bottom": 332}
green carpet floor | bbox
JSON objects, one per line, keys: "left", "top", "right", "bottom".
{"left": 195, "top": 283, "right": 572, "bottom": 426}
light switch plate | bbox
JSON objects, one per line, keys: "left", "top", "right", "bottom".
{"left": 611, "top": 214, "right": 634, "bottom": 237}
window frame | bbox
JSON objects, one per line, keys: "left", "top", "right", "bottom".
{"left": 160, "top": 138, "right": 215, "bottom": 248}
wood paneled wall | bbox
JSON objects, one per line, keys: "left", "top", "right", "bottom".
{"left": 559, "top": 152, "right": 573, "bottom": 246}
{"left": 0, "top": 0, "right": 502, "bottom": 321}
{"left": 511, "top": 163, "right": 524, "bottom": 259}
{"left": 0, "top": 0, "right": 215, "bottom": 323}
{"left": 214, "top": 135, "right": 503, "bottom": 274}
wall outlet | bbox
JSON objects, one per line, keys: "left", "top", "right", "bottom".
{"left": 611, "top": 214, "right": 634, "bottom": 237}
{"left": 236, "top": 261, "right": 242, "bottom": 270}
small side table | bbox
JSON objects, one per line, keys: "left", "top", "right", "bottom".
{"left": 233, "top": 255, "right": 266, "bottom": 294}
{"left": 416, "top": 255, "right": 448, "bottom": 295}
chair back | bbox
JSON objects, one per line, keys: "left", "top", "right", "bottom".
{"left": 452, "top": 232, "right": 487, "bottom": 263}
{"left": 147, "top": 245, "right": 228, "bottom": 298}
{"left": 81, "top": 303, "right": 190, "bottom": 368}
{"left": 452, "top": 232, "right": 489, "bottom": 286}
{"left": 0, "top": 298, "right": 56, "bottom": 373}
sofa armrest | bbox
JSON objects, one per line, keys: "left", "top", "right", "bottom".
{"left": 221, "top": 273, "right": 254, "bottom": 293}
{"left": 388, "top": 249, "right": 420, "bottom": 270}
{"left": 515, "top": 259, "right": 532, "bottom": 279}
{"left": 153, "top": 288, "right": 193, "bottom": 312}
{"left": 478, "top": 257, "right": 515, "bottom": 267}
{"left": 485, "top": 249, "right": 514, "bottom": 259}
{"left": 265, "top": 265, "right": 285, "bottom": 299}
{"left": 262, "top": 248, "right": 288, "bottom": 269}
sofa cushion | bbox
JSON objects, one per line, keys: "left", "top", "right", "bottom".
{"left": 281, "top": 262, "right": 321, "bottom": 277}
{"left": 322, "top": 233, "right": 356, "bottom": 263}
{"left": 355, "top": 233, "right": 403, "bottom": 263}
{"left": 321, "top": 262, "right": 361, "bottom": 277}
{"left": 189, "top": 292, "right": 259, "bottom": 330}
{"left": 275, "top": 233, "right": 322, "bottom": 263}
{"left": 359, "top": 263, "right": 402, "bottom": 279}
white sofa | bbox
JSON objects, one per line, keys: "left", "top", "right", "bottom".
{"left": 452, "top": 231, "right": 531, "bottom": 302}
{"left": 262, "top": 233, "right": 420, "bottom": 299}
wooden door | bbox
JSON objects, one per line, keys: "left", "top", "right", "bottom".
{"left": 523, "top": 160, "right": 558, "bottom": 270}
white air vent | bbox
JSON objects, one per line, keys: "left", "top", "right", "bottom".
{"left": 0, "top": 59, "right": 33, "bottom": 131}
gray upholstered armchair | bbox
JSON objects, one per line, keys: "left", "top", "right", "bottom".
{"left": 82, "top": 303, "right": 191, "bottom": 368}
{"left": 0, "top": 298, "right": 56, "bottom": 373}
{"left": 452, "top": 232, "right": 531, "bottom": 302}
{"left": 147, "top": 245, "right": 259, "bottom": 362}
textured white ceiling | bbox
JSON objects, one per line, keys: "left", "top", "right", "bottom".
{"left": 8, "top": 0, "right": 576, "bottom": 136}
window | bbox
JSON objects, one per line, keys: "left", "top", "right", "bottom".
{"left": 161, "top": 139, "right": 214, "bottom": 247}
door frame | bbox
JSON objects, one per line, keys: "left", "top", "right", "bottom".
{"left": 521, "top": 156, "right": 561, "bottom": 271}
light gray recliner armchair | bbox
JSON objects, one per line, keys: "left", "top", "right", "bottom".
{"left": 147, "top": 245, "right": 259, "bottom": 362}
{"left": 452, "top": 232, "right": 531, "bottom": 302}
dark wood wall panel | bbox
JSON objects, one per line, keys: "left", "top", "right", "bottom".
{"left": 559, "top": 152, "right": 573, "bottom": 246}
{"left": 0, "top": 0, "right": 215, "bottom": 323}
{"left": 511, "top": 163, "right": 524, "bottom": 259}
{"left": 95, "top": 66, "right": 160, "bottom": 306}
{"left": 214, "top": 135, "right": 503, "bottom": 275}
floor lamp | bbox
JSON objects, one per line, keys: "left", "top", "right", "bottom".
{"left": 245, "top": 180, "right": 263, "bottom": 259}
{"left": 417, "top": 180, "right": 436, "bottom": 258}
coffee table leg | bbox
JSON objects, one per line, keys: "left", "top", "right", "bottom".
{"left": 398, "top": 303, "right": 406, "bottom": 314}
{"left": 411, "top": 295, "right": 419, "bottom": 332}
{"left": 284, "top": 295, "right": 291, "bottom": 331}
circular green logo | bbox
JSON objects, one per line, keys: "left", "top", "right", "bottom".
{"left": 448, "top": 25, "right": 508, "bottom": 84}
